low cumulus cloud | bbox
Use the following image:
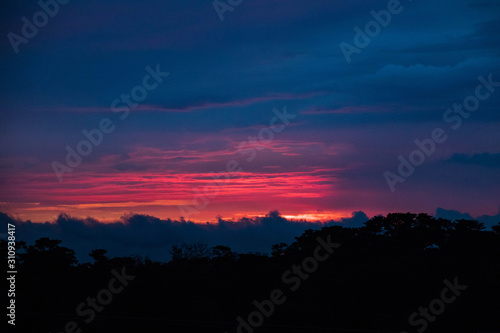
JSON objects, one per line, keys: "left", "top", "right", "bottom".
{"left": 1, "top": 210, "right": 367, "bottom": 262}
{"left": 3, "top": 208, "right": 497, "bottom": 263}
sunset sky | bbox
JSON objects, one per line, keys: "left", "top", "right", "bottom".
{"left": 1, "top": 0, "right": 499, "bottom": 223}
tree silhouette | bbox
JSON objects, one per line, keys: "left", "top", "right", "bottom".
{"left": 8, "top": 213, "right": 500, "bottom": 333}
{"left": 212, "top": 245, "right": 234, "bottom": 260}
{"left": 271, "top": 242, "right": 288, "bottom": 257}
{"left": 89, "top": 248, "right": 108, "bottom": 264}
{"left": 21, "top": 237, "right": 77, "bottom": 269}
{"left": 169, "top": 242, "right": 211, "bottom": 262}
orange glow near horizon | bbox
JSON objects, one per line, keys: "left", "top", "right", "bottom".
{"left": 0, "top": 167, "right": 351, "bottom": 223}
{"left": 2, "top": 208, "right": 352, "bottom": 225}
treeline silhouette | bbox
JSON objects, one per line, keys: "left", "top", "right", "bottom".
{"left": 3, "top": 212, "right": 500, "bottom": 333}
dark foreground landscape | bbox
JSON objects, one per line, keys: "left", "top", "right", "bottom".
{"left": 3, "top": 212, "right": 500, "bottom": 333}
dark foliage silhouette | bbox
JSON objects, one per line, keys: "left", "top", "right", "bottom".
{"left": 2, "top": 212, "right": 500, "bottom": 332}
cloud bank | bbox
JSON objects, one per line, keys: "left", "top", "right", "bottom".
{"left": 3, "top": 208, "right": 498, "bottom": 262}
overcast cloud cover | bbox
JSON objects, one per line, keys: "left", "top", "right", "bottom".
{"left": 0, "top": 0, "right": 499, "bottom": 225}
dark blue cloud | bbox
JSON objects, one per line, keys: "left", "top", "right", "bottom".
{"left": 447, "top": 152, "right": 500, "bottom": 168}
{"left": 435, "top": 207, "right": 500, "bottom": 229}
{"left": 0, "top": 209, "right": 370, "bottom": 261}
{"left": 4, "top": 207, "right": 497, "bottom": 264}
